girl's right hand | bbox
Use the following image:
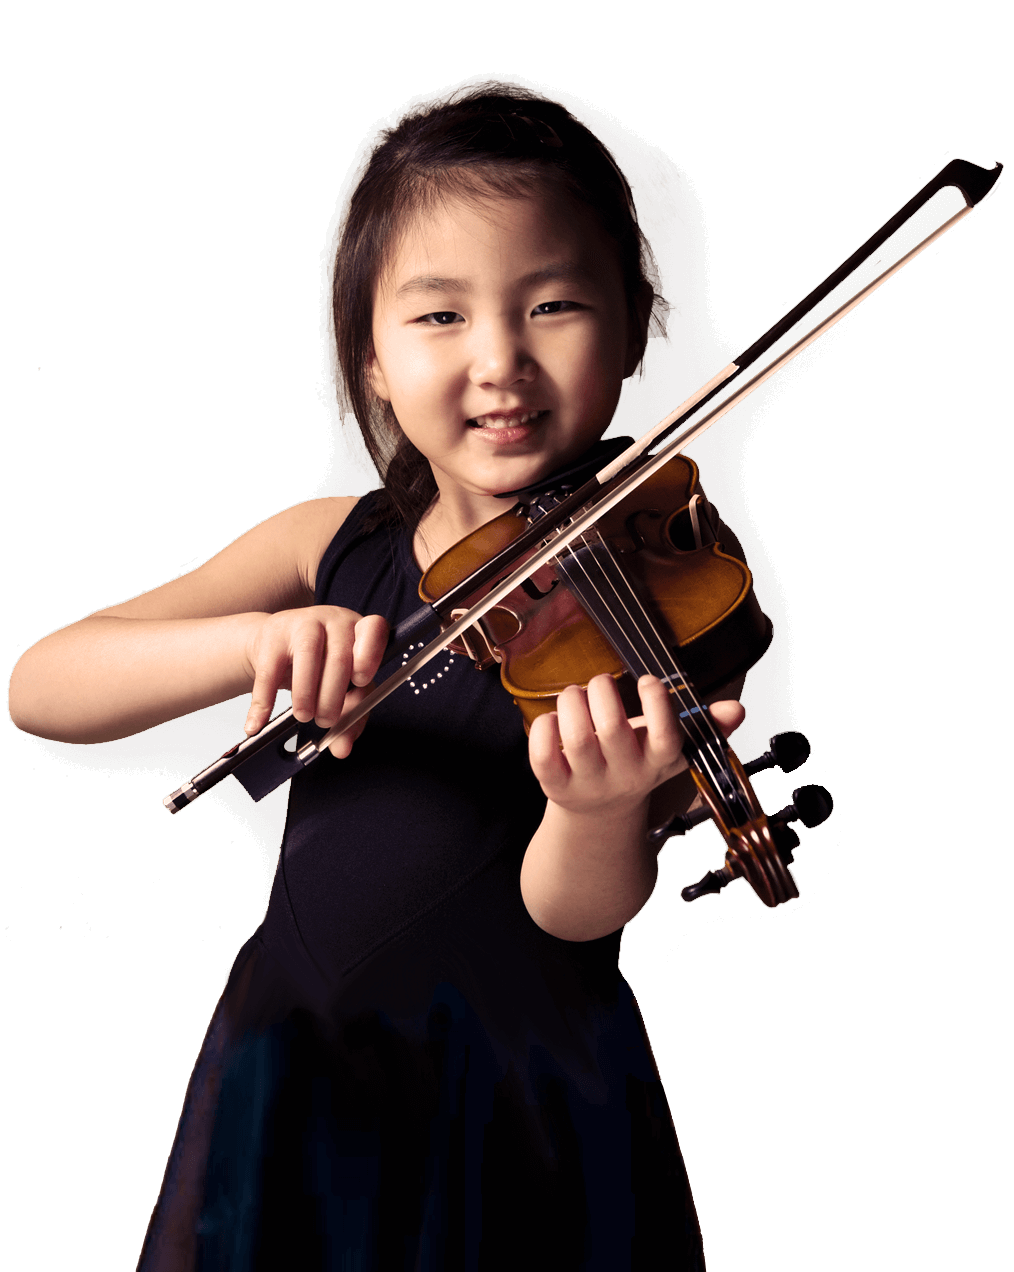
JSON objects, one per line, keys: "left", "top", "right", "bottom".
{"left": 243, "top": 607, "right": 389, "bottom": 758}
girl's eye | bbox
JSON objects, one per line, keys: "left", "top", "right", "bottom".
{"left": 418, "top": 311, "right": 463, "bottom": 325}
{"left": 532, "top": 300, "right": 577, "bottom": 316}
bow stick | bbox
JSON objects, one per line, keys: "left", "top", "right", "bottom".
{"left": 165, "top": 157, "right": 1001, "bottom": 813}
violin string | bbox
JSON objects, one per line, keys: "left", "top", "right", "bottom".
{"left": 543, "top": 517, "right": 809, "bottom": 892}
{"left": 556, "top": 533, "right": 697, "bottom": 716}
{"left": 569, "top": 536, "right": 737, "bottom": 803}
{"left": 544, "top": 503, "right": 733, "bottom": 801}
{"left": 556, "top": 533, "right": 669, "bottom": 680}
{"left": 561, "top": 532, "right": 707, "bottom": 713}
{"left": 554, "top": 531, "right": 783, "bottom": 890}
{"left": 553, "top": 532, "right": 733, "bottom": 802}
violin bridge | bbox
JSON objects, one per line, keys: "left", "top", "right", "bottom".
{"left": 448, "top": 609, "right": 499, "bottom": 670}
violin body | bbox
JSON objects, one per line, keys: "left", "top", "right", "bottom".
{"left": 419, "top": 455, "right": 772, "bottom": 730}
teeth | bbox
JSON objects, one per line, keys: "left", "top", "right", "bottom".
{"left": 470, "top": 411, "right": 541, "bottom": 428}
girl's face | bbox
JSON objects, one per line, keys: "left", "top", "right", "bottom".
{"left": 370, "top": 184, "right": 641, "bottom": 511}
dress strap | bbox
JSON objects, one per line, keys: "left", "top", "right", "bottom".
{"left": 313, "top": 490, "right": 386, "bottom": 605}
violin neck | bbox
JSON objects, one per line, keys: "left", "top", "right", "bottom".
{"left": 552, "top": 532, "right": 692, "bottom": 697}
{"left": 552, "top": 529, "right": 799, "bottom": 842}
{"left": 550, "top": 530, "right": 737, "bottom": 776}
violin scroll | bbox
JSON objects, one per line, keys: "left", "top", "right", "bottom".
{"left": 674, "top": 733, "right": 834, "bottom": 907}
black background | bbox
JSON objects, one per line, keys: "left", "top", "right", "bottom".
{"left": 9, "top": 42, "right": 1002, "bottom": 1272}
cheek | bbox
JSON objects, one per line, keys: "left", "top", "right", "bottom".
{"left": 557, "top": 326, "right": 626, "bottom": 410}
{"left": 382, "top": 345, "right": 458, "bottom": 415}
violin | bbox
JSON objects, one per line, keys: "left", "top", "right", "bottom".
{"left": 419, "top": 449, "right": 815, "bottom": 907}
{"left": 164, "top": 157, "right": 1001, "bottom": 909}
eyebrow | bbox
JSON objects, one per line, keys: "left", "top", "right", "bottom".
{"left": 395, "top": 261, "right": 593, "bottom": 299}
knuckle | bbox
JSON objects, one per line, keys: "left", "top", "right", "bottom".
{"left": 596, "top": 717, "right": 630, "bottom": 743}
{"left": 566, "top": 737, "right": 602, "bottom": 766}
{"left": 292, "top": 625, "right": 326, "bottom": 654}
{"left": 252, "top": 661, "right": 280, "bottom": 689}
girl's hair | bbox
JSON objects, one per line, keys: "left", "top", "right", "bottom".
{"left": 332, "top": 83, "right": 668, "bottom": 530}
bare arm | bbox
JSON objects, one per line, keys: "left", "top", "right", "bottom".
{"left": 8, "top": 497, "right": 386, "bottom": 745}
{"left": 522, "top": 676, "right": 744, "bottom": 942}
{"left": 11, "top": 610, "right": 271, "bottom": 743}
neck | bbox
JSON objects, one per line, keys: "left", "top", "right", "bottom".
{"left": 412, "top": 486, "right": 509, "bottom": 572}
{"left": 410, "top": 437, "right": 632, "bottom": 571}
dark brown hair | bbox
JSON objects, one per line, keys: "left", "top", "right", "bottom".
{"left": 332, "top": 83, "right": 668, "bottom": 530}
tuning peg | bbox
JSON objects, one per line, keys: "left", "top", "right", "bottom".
{"left": 769, "top": 821, "right": 801, "bottom": 864}
{"left": 775, "top": 784, "right": 833, "bottom": 828}
{"left": 743, "top": 731, "right": 810, "bottom": 776}
{"left": 681, "top": 866, "right": 734, "bottom": 902}
{"left": 647, "top": 803, "right": 710, "bottom": 844}
{"left": 768, "top": 784, "right": 833, "bottom": 864}
{"left": 682, "top": 783, "right": 834, "bottom": 898}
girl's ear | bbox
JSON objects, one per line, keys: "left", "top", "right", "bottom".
{"left": 369, "top": 349, "right": 392, "bottom": 402}
{"left": 623, "top": 281, "right": 655, "bottom": 378}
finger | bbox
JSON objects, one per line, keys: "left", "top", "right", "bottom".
{"left": 585, "top": 674, "right": 640, "bottom": 765}
{"left": 351, "top": 614, "right": 390, "bottom": 687}
{"left": 290, "top": 621, "right": 328, "bottom": 723}
{"left": 245, "top": 688, "right": 277, "bottom": 735}
{"left": 637, "top": 675, "right": 685, "bottom": 767}
{"left": 528, "top": 710, "right": 570, "bottom": 791}
{"left": 322, "top": 611, "right": 388, "bottom": 734}
{"left": 554, "top": 683, "right": 605, "bottom": 777}
{"left": 326, "top": 684, "right": 371, "bottom": 758}
{"left": 245, "top": 643, "right": 289, "bottom": 733}
{"left": 709, "top": 699, "right": 746, "bottom": 738}
{"left": 315, "top": 615, "right": 356, "bottom": 727}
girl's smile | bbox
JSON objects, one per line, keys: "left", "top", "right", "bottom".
{"left": 369, "top": 185, "right": 643, "bottom": 550}
{"left": 467, "top": 408, "right": 548, "bottom": 444}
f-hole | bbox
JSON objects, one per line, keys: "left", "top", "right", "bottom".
{"left": 520, "top": 575, "right": 559, "bottom": 601}
{"left": 624, "top": 509, "right": 663, "bottom": 550}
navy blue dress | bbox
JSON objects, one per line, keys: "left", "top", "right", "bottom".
{"left": 138, "top": 494, "right": 706, "bottom": 1271}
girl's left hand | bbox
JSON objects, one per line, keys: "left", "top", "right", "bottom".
{"left": 528, "top": 673, "right": 745, "bottom": 817}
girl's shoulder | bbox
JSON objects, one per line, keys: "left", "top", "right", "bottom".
{"left": 97, "top": 496, "right": 367, "bottom": 622}
{"left": 283, "top": 495, "right": 367, "bottom": 596}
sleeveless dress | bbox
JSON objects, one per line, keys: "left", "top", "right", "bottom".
{"left": 137, "top": 493, "right": 706, "bottom": 1271}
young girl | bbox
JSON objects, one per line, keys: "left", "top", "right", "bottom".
{"left": 11, "top": 85, "right": 746, "bottom": 1269}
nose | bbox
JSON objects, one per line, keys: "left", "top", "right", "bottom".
{"left": 467, "top": 318, "right": 536, "bottom": 388}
